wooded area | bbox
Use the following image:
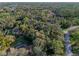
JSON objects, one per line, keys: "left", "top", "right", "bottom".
{"left": 0, "top": 2, "right": 79, "bottom": 56}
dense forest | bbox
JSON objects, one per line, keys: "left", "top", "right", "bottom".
{"left": 0, "top": 2, "right": 79, "bottom": 56}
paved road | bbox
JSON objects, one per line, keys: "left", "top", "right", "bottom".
{"left": 63, "top": 26, "right": 79, "bottom": 33}
{"left": 63, "top": 26, "right": 79, "bottom": 56}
